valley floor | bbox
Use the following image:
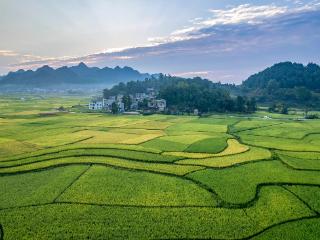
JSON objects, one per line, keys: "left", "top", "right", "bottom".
{"left": 0, "top": 96, "right": 319, "bottom": 239}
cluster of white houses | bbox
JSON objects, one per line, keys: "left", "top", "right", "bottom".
{"left": 89, "top": 88, "right": 166, "bottom": 113}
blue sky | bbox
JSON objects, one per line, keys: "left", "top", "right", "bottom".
{"left": 0, "top": 0, "right": 319, "bottom": 83}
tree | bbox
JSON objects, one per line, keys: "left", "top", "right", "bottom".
{"left": 122, "top": 95, "right": 132, "bottom": 111}
{"left": 236, "top": 96, "right": 246, "bottom": 112}
{"left": 111, "top": 102, "right": 118, "bottom": 114}
{"left": 138, "top": 99, "right": 149, "bottom": 110}
{"left": 280, "top": 104, "right": 288, "bottom": 114}
{"left": 247, "top": 97, "right": 257, "bottom": 113}
{"left": 268, "top": 103, "right": 277, "bottom": 113}
{"left": 266, "top": 79, "right": 280, "bottom": 94}
{"left": 295, "top": 87, "right": 312, "bottom": 101}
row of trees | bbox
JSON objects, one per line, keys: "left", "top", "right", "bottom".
{"left": 104, "top": 75, "right": 257, "bottom": 114}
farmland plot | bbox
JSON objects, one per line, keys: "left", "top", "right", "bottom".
{"left": 0, "top": 96, "right": 319, "bottom": 239}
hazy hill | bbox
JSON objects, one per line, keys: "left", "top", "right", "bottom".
{"left": 0, "top": 62, "right": 150, "bottom": 90}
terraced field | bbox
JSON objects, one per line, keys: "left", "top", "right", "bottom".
{"left": 0, "top": 96, "right": 319, "bottom": 239}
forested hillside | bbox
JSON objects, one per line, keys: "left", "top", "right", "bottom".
{"left": 241, "top": 62, "right": 320, "bottom": 106}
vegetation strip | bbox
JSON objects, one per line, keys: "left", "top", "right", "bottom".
{"left": 0, "top": 145, "right": 163, "bottom": 163}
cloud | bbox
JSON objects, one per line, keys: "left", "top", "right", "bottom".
{"left": 174, "top": 71, "right": 213, "bottom": 77}
{"left": 0, "top": 50, "right": 19, "bottom": 57}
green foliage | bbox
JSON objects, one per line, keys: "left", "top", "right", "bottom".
{"left": 122, "top": 95, "right": 132, "bottom": 111}
{"left": 243, "top": 62, "right": 320, "bottom": 91}
{"left": 242, "top": 62, "right": 320, "bottom": 106}
{"left": 111, "top": 102, "right": 118, "bottom": 114}
{"left": 104, "top": 75, "right": 257, "bottom": 113}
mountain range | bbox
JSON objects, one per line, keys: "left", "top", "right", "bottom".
{"left": 0, "top": 63, "right": 150, "bottom": 89}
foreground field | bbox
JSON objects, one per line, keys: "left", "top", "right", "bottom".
{"left": 0, "top": 96, "right": 319, "bottom": 239}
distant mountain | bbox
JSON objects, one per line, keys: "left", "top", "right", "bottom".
{"left": 0, "top": 62, "right": 150, "bottom": 89}
{"left": 242, "top": 62, "right": 320, "bottom": 90}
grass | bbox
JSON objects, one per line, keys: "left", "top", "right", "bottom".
{"left": 0, "top": 165, "right": 88, "bottom": 209}
{"left": 184, "top": 137, "right": 228, "bottom": 153}
{"left": 278, "top": 154, "right": 320, "bottom": 170}
{"left": 0, "top": 186, "right": 313, "bottom": 239}
{"left": 177, "top": 146, "right": 270, "bottom": 167}
{"left": 0, "top": 156, "right": 203, "bottom": 176}
{"left": 141, "top": 138, "right": 188, "bottom": 151}
{"left": 239, "top": 133, "right": 320, "bottom": 151}
{"left": 166, "top": 122, "right": 227, "bottom": 133}
{"left": 252, "top": 217, "right": 320, "bottom": 240}
{"left": 188, "top": 161, "right": 320, "bottom": 204}
{"left": 163, "top": 139, "right": 249, "bottom": 159}
{"left": 285, "top": 185, "right": 320, "bottom": 212}
{"left": 57, "top": 165, "right": 216, "bottom": 206}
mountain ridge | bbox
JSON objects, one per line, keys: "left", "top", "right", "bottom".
{"left": 0, "top": 62, "right": 150, "bottom": 89}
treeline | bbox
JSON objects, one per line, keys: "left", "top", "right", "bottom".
{"left": 103, "top": 75, "right": 256, "bottom": 114}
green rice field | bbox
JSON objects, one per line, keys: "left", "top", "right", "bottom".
{"left": 0, "top": 95, "right": 319, "bottom": 239}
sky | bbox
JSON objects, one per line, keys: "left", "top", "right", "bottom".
{"left": 0, "top": 0, "right": 319, "bottom": 84}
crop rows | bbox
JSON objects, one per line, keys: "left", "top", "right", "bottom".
{"left": 0, "top": 103, "right": 319, "bottom": 239}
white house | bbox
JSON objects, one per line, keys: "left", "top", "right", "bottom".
{"left": 103, "top": 98, "right": 114, "bottom": 111}
{"left": 89, "top": 100, "right": 103, "bottom": 110}
{"left": 148, "top": 99, "right": 166, "bottom": 111}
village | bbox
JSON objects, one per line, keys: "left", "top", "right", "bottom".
{"left": 88, "top": 88, "right": 166, "bottom": 113}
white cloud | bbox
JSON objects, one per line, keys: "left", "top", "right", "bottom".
{"left": 150, "top": 2, "right": 320, "bottom": 44}
{"left": 0, "top": 50, "right": 19, "bottom": 57}
{"left": 204, "top": 4, "right": 287, "bottom": 26}
{"left": 174, "top": 71, "right": 212, "bottom": 77}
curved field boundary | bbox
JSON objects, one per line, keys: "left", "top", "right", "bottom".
{"left": 230, "top": 122, "right": 284, "bottom": 134}
{"left": 231, "top": 133, "right": 320, "bottom": 153}
{"left": 0, "top": 203, "right": 318, "bottom": 240}
{"left": 277, "top": 154, "right": 320, "bottom": 172}
{"left": 244, "top": 131, "right": 320, "bottom": 141}
{"left": 175, "top": 147, "right": 271, "bottom": 168}
{"left": 0, "top": 158, "right": 204, "bottom": 177}
{"left": 238, "top": 215, "right": 320, "bottom": 240}
{"left": 1, "top": 182, "right": 319, "bottom": 212}
{"left": 0, "top": 152, "right": 184, "bottom": 170}
{"left": 282, "top": 186, "right": 320, "bottom": 215}
{"left": 162, "top": 139, "right": 249, "bottom": 159}
{"left": 0, "top": 145, "right": 163, "bottom": 164}
{"left": 1, "top": 162, "right": 319, "bottom": 211}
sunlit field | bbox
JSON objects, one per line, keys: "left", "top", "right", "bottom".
{"left": 0, "top": 96, "right": 319, "bottom": 239}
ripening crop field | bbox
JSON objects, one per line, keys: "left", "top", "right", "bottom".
{"left": 0, "top": 95, "right": 319, "bottom": 239}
